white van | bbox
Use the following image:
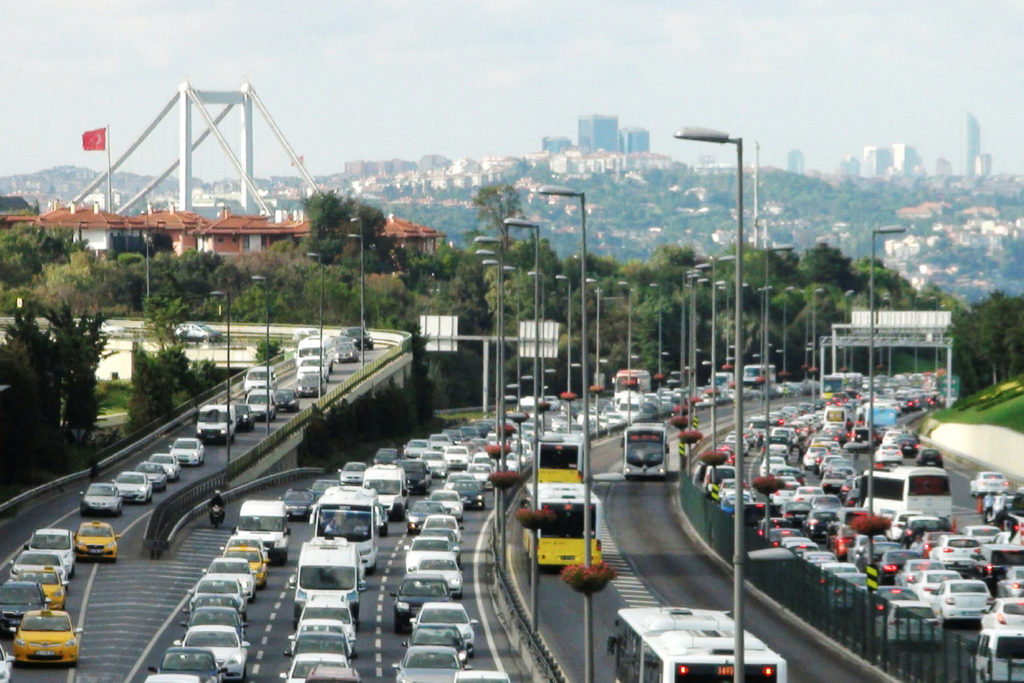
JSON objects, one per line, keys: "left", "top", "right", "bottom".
{"left": 313, "top": 485, "right": 385, "bottom": 574}
{"left": 974, "top": 629, "right": 1024, "bottom": 682}
{"left": 235, "top": 500, "right": 290, "bottom": 565}
{"left": 291, "top": 538, "right": 365, "bottom": 626}
{"left": 196, "top": 404, "right": 236, "bottom": 444}
{"left": 362, "top": 465, "right": 408, "bottom": 521}
{"left": 298, "top": 337, "right": 334, "bottom": 373}
{"left": 243, "top": 366, "right": 278, "bottom": 394}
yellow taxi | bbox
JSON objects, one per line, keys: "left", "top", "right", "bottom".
{"left": 12, "top": 609, "right": 80, "bottom": 665}
{"left": 224, "top": 545, "right": 268, "bottom": 589}
{"left": 17, "top": 568, "right": 66, "bottom": 610}
{"left": 74, "top": 521, "right": 119, "bottom": 561}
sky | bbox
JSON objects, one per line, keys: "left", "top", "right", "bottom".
{"left": 2, "top": 1, "right": 1023, "bottom": 179}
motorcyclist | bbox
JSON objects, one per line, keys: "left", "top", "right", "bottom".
{"left": 210, "top": 489, "right": 225, "bottom": 510}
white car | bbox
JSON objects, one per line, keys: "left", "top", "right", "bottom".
{"left": 414, "top": 602, "right": 479, "bottom": 655}
{"left": 0, "top": 643, "right": 11, "bottom": 681}
{"left": 874, "top": 444, "right": 903, "bottom": 468}
{"left": 428, "top": 490, "right": 464, "bottom": 520}
{"left": 190, "top": 576, "right": 247, "bottom": 618}
{"left": 982, "top": 598, "right": 1024, "bottom": 630}
{"left": 928, "top": 535, "right": 984, "bottom": 571}
{"left": 414, "top": 554, "right": 464, "bottom": 598}
{"left": 288, "top": 618, "right": 351, "bottom": 656}
{"left": 803, "top": 446, "right": 828, "bottom": 470}
{"left": 971, "top": 471, "right": 1011, "bottom": 497}
{"left": 422, "top": 514, "right": 462, "bottom": 545}
{"left": 114, "top": 471, "right": 153, "bottom": 503}
{"left": 791, "top": 486, "right": 824, "bottom": 503}
{"left": 205, "top": 557, "right": 256, "bottom": 601}
{"left": 26, "top": 528, "right": 76, "bottom": 579}
{"left": 170, "top": 438, "right": 206, "bottom": 466}
{"left": 442, "top": 445, "right": 471, "bottom": 471}
{"left": 282, "top": 653, "right": 350, "bottom": 683}
{"left": 962, "top": 525, "right": 1002, "bottom": 543}
{"left": 997, "top": 567, "right": 1024, "bottom": 598}
{"left": 758, "top": 456, "right": 787, "bottom": 477}
{"left": 405, "top": 536, "right": 458, "bottom": 574}
{"left": 298, "top": 597, "right": 357, "bottom": 656}
{"left": 296, "top": 355, "right": 330, "bottom": 382}
{"left": 9, "top": 549, "right": 69, "bottom": 583}
{"left": 895, "top": 559, "right": 941, "bottom": 588}
{"left": 928, "top": 579, "right": 992, "bottom": 624}
{"left": 422, "top": 452, "right": 449, "bottom": 479}
{"left": 819, "top": 562, "right": 861, "bottom": 577}
{"left": 770, "top": 479, "right": 799, "bottom": 507}
{"left": 148, "top": 453, "right": 181, "bottom": 481}
{"left": 175, "top": 625, "right": 250, "bottom": 680}
{"left": 913, "top": 569, "right": 962, "bottom": 601}
{"left": 467, "top": 463, "right": 494, "bottom": 489}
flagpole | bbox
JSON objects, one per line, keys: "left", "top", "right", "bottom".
{"left": 106, "top": 126, "right": 112, "bottom": 212}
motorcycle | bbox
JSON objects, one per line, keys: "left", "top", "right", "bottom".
{"left": 209, "top": 504, "right": 225, "bottom": 528}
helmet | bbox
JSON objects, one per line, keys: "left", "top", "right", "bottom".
{"left": 214, "top": 489, "right": 222, "bottom": 495}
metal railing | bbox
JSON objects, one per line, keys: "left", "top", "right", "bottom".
{"left": 678, "top": 475, "right": 976, "bottom": 682}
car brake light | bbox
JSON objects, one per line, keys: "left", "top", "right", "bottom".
{"left": 876, "top": 603, "right": 885, "bottom": 611}
{"left": 763, "top": 667, "right": 775, "bottom": 677}
{"left": 942, "top": 547, "right": 954, "bottom": 553}
{"left": 678, "top": 665, "right": 689, "bottom": 675}
{"left": 999, "top": 614, "right": 1008, "bottom": 624}
{"left": 1014, "top": 583, "right": 1022, "bottom": 590}
{"left": 883, "top": 564, "right": 898, "bottom": 572}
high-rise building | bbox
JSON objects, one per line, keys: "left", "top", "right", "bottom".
{"left": 542, "top": 136, "right": 572, "bottom": 154}
{"left": 975, "top": 153, "right": 992, "bottom": 177}
{"left": 578, "top": 115, "right": 619, "bottom": 153}
{"left": 892, "top": 144, "right": 923, "bottom": 176}
{"left": 965, "top": 112, "right": 980, "bottom": 177}
{"left": 787, "top": 149, "right": 804, "bottom": 174}
{"left": 863, "top": 146, "right": 893, "bottom": 177}
{"left": 935, "top": 157, "right": 953, "bottom": 176}
{"left": 618, "top": 127, "right": 650, "bottom": 154}
{"left": 839, "top": 155, "right": 861, "bottom": 177}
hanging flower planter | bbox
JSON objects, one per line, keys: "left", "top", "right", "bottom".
{"left": 778, "top": 370, "right": 791, "bottom": 379}
{"left": 502, "top": 423, "right": 516, "bottom": 435}
{"left": 721, "top": 363, "right": 734, "bottom": 371}
{"left": 850, "top": 514, "right": 892, "bottom": 536}
{"left": 699, "top": 450, "right": 728, "bottom": 467}
{"left": 559, "top": 391, "right": 578, "bottom": 402}
{"left": 489, "top": 471, "right": 522, "bottom": 490}
{"left": 754, "top": 376, "right": 766, "bottom": 385}
{"left": 807, "top": 366, "right": 819, "bottom": 374}
{"left": 515, "top": 507, "right": 557, "bottom": 530}
{"left": 678, "top": 429, "right": 703, "bottom": 445}
{"left": 560, "top": 562, "right": 618, "bottom": 595}
{"left": 751, "top": 475, "right": 784, "bottom": 496}
{"left": 668, "top": 415, "right": 689, "bottom": 429}
{"left": 589, "top": 385, "right": 605, "bottom": 394}
{"left": 484, "top": 443, "right": 510, "bottom": 458}
{"left": 537, "top": 400, "right": 552, "bottom": 413}
{"left": 653, "top": 372, "right": 666, "bottom": 382}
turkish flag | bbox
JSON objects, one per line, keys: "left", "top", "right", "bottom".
{"left": 82, "top": 128, "right": 106, "bottom": 151}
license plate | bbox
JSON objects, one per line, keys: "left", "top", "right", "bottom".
{"left": 89, "top": 548, "right": 103, "bottom": 554}
{"left": 561, "top": 555, "right": 575, "bottom": 560}
{"left": 35, "top": 650, "right": 55, "bottom": 657}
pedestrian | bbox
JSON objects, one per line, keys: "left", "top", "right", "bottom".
{"left": 984, "top": 491, "right": 995, "bottom": 524}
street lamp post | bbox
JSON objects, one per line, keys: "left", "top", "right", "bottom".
{"left": 587, "top": 279, "right": 600, "bottom": 389}
{"left": 811, "top": 287, "right": 824, "bottom": 398}
{"left": 649, "top": 283, "right": 662, "bottom": 379}
{"left": 869, "top": 227, "right": 906, "bottom": 517}
{"left": 211, "top": 289, "right": 231, "bottom": 463}
{"left": 250, "top": 275, "right": 271, "bottom": 436}
{"left": 537, "top": 184, "right": 593, "bottom": 683}
{"left": 347, "top": 218, "right": 366, "bottom": 367}
{"left": 675, "top": 127, "right": 745, "bottom": 683}
{"left": 708, "top": 255, "right": 735, "bottom": 452}
{"left": 781, "top": 286, "right": 795, "bottom": 378}
{"left": 307, "top": 252, "right": 326, "bottom": 399}
{"left": 617, "top": 281, "right": 634, "bottom": 425}
{"left": 688, "top": 270, "right": 701, "bottom": 415}
{"left": 555, "top": 274, "right": 572, "bottom": 394}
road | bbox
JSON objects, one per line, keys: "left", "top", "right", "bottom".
{"left": 0, "top": 350, "right": 385, "bottom": 682}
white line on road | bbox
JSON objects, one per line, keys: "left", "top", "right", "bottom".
{"left": 66, "top": 563, "right": 99, "bottom": 683}
{"left": 473, "top": 506, "right": 504, "bottom": 673}
{"left": 124, "top": 588, "right": 193, "bottom": 681}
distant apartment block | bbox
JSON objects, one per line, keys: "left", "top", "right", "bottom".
{"left": 838, "top": 155, "right": 861, "bottom": 177}
{"left": 542, "top": 136, "right": 573, "bottom": 154}
{"left": 892, "top": 144, "right": 923, "bottom": 176}
{"left": 965, "top": 112, "right": 981, "bottom": 177}
{"left": 975, "top": 153, "right": 992, "bottom": 177}
{"left": 618, "top": 127, "right": 650, "bottom": 154}
{"left": 787, "top": 149, "right": 804, "bottom": 174}
{"left": 863, "top": 146, "right": 894, "bottom": 177}
{"left": 935, "top": 157, "right": 953, "bottom": 177}
{"left": 578, "top": 115, "right": 619, "bottom": 153}
{"left": 344, "top": 159, "right": 417, "bottom": 177}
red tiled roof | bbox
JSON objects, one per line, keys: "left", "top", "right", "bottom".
{"left": 36, "top": 206, "right": 132, "bottom": 229}
{"left": 383, "top": 215, "right": 445, "bottom": 240}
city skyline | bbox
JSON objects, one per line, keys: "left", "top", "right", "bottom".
{"left": 2, "top": 2, "right": 1021, "bottom": 178}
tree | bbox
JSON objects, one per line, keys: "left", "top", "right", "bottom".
{"left": 799, "top": 244, "right": 861, "bottom": 292}
{"left": 46, "top": 305, "right": 107, "bottom": 441}
{"left": 144, "top": 295, "right": 189, "bottom": 349}
{"left": 472, "top": 184, "right": 521, "bottom": 237}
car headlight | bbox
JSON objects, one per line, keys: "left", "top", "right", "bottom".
{"left": 14, "top": 638, "right": 25, "bottom": 646}
{"left": 105, "top": 541, "right": 116, "bottom": 549}
{"left": 451, "top": 577, "right": 462, "bottom": 585}
{"left": 295, "top": 589, "right": 307, "bottom": 602}
{"left": 230, "top": 654, "right": 243, "bottom": 664}
{"left": 65, "top": 638, "right": 77, "bottom": 647}
{"left": 396, "top": 601, "right": 410, "bottom": 610}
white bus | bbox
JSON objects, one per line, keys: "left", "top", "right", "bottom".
{"left": 610, "top": 606, "right": 786, "bottom": 679}
{"left": 743, "top": 364, "right": 776, "bottom": 387}
{"left": 623, "top": 423, "right": 669, "bottom": 480}
{"left": 312, "top": 486, "right": 384, "bottom": 574}
{"left": 615, "top": 369, "right": 652, "bottom": 394}
{"left": 609, "top": 606, "right": 788, "bottom": 683}
{"left": 864, "top": 466, "right": 952, "bottom": 520}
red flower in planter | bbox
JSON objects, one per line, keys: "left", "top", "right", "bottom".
{"left": 515, "top": 507, "right": 557, "bottom": 530}
{"left": 850, "top": 514, "right": 892, "bottom": 536}
{"left": 560, "top": 562, "right": 618, "bottom": 595}
{"left": 622, "top": 379, "right": 639, "bottom": 388}
{"left": 698, "top": 450, "right": 727, "bottom": 467}
{"left": 484, "top": 444, "right": 510, "bottom": 458}
{"left": 653, "top": 372, "right": 666, "bottom": 382}
{"left": 589, "top": 385, "right": 606, "bottom": 394}
{"left": 668, "top": 415, "right": 689, "bottom": 429}
{"left": 559, "top": 391, "right": 578, "bottom": 402}
{"left": 721, "top": 363, "right": 734, "bottom": 371}
{"left": 537, "top": 401, "right": 552, "bottom": 413}
{"left": 751, "top": 475, "right": 784, "bottom": 496}
{"left": 489, "top": 471, "right": 522, "bottom": 490}
{"left": 778, "top": 370, "right": 791, "bottom": 379}
{"left": 678, "top": 429, "right": 703, "bottom": 445}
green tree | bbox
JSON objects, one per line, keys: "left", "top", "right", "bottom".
{"left": 472, "top": 184, "right": 521, "bottom": 237}
{"left": 46, "top": 305, "right": 107, "bottom": 441}
{"left": 144, "top": 295, "right": 190, "bottom": 349}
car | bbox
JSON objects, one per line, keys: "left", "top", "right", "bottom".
{"left": 414, "top": 555, "right": 464, "bottom": 598}
{"left": 79, "top": 482, "right": 123, "bottom": 516}
{"left": 442, "top": 446, "right": 471, "bottom": 472}
{"left": 791, "top": 486, "right": 825, "bottom": 503}
{"left": 399, "top": 459, "right": 432, "bottom": 495}
{"left": 311, "top": 478, "right": 340, "bottom": 501}
{"left": 767, "top": 527, "right": 801, "bottom": 548}
{"left": 373, "top": 448, "right": 400, "bottom": 466}
{"left": 419, "top": 529, "right": 462, "bottom": 567}
{"left": 874, "top": 444, "right": 903, "bottom": 468}
{"left": 16, "top": 567, "right": 66, "bottom": 610}
{"left": 391, "top": 645, "right": 462, "bottom": 683}
{"left": 175, "top": 322, "right": 223, "bottom": 343}
{"left": 180, "top": 605, "right": 247, "bottom": 640}
{"left": 234, "top": 404, "right": 256, "bottom": 432}
{"left": 0, "top": 641, "right": 10, "bottom": 679}
{"left": 802, "top": 510, "right": 839, "bottom": 542}
{"left": 275, "top": 388, "right": 301, "bottom": 413}
{"left": 286, "top": 624, "right": 354, "bottom": 661}
{"left": 339, "top": 326, "right": 373, "bottom": 351}
{"left": 404, "top": 439, "right": 431, "bottom": 459}
{"left": 296, "top": 373, "right": 326, "bottom": 398}
{"left": 223, "top": 545, "right": 268, "bottom": 589}
{"left": 877, "top": 549, "right": 923, "bottom": 585}
{"left": 407, "top": 624, "right": 470, "bottom": 665}
{"left": 189, "top": 577, "right": 247, "bottom": 619}
{"left": 175, "top": 625, "right": 249, "bottom": 680}
{"left": 413, "top": 602, "right": 478, "bottom": 655}
{"left": 333, "top": 340, "right": 359, "bottom": 364}
{"left": 0, "top": 581, "right": 48, "bottom": 637}
{"left": 74, "top": 521, "right": 119, "bottom": 562}
{"left": 188, "top": 594, "right": 246, "bottom": 622}
{"left": 392, "top": 573, "right": 451, "bottom": 633}
{"left": 447, "top": 479, "right": 486, "bottom": 511}
{"left": 283, "top": 488, "right": 316, "bottom": 521}
{"left": 10, "top": 549, "right": 69, "bottom": 583}
{"left": 12, "top": 609, "right": 81, "bottom": 665}
{"left": 997, "top": 567, "right": 1024, "bottom": 598}
{"left": 170, "top": 438, "right": 206, "bottom": 466}
{"left": 149, "top": 453, "right": 182, "bottom": 481}
{"left": 204, "top": 557, "right": 256, "bottom": 602}
{"left": 422, "top": 452, "right": 449, "bottom": 479}
{"left": 875, "top": 599, "right": 941, "bottom": 643}
{"left": 297, "top": 597, "right": 357, "bottom": 656}
{"left": 466, "top": 463, "right": 494, "bottom": 489}
{"left": 928, "top": 535, "right": 984, "bottom": 572}
{"left": 245, "top": 391, "right": 277, "bottom": 423}
{"left": 963, "top": 525, "right": 1002, "bottom": 543}
{"left": 114, "top": 470, "right": 153, "bottom": 503}
{"left": 296, "top": 356, "right": 330, "bottom": 383}
{"left": 148, "top": 646, "right": 226, "bottom": 682}
{"left": 282, "top": 653, "right": 351, "bottom": 683}
{"left": 913, "top": 569, "right": 963, "bottom": 601}
{"left": 928, "top": 579, "right": 992, "bottom": 624}
{"left": 422, "top": 514, "right": 462, "bottom": 545}
{"left": 916, "top": 448, "right": 944, "bottom": 467}
{"left": 971, "top": 471, "right": 1011, "bottom": 497}
{"left": 895, "top": 559, "right": 940, "bottom": 588}
{"left": 454, "top": 671, "right": 512, "bottom": 683}
{"left": 243, "top": 367, "right": 278, "bottom": 394}
{"left": 339, "top": 462, "right": 367, "bottom": 486}
{"left": 407, "top": 500, "right": 449, "bottom": 535}
{"left": 137, "top": 461, "right": 170, "bottom": 491}
{"left": 406, "top": 537, "right": 459, "bottom": 575}
{"left": 899, "top": 434, "right": 920, "bottom": 458}
{"left": 26, "top": 528, "right": 76, "bottom": 578}
{"left": 982, "top": 597, "right": 1024, "bottom": 630}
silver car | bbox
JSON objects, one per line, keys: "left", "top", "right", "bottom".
{"left": 80, "top": 482, "right": 123, "bottom": 516}
{"left": 175, "top": 625, "right": 249, "bottom": 680}
{"left": 148, "top": 453, "right": 181, "bottom": 481}
{"left": 136, "top": 462, "right": 169, "bottom": 492}
{"left": 114, "top": 471, "right": 153, "bottom": 503}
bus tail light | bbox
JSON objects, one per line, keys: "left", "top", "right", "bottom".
{"left": 763, "top": 666, "right": 775, "bottom": 677}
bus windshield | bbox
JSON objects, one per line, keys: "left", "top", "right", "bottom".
{"left": 298, "top": 565, "right": 356, "bottom": 591}
{"left": 540, "top": 443, "right": 579, "bottom": 470}
{"left": 317, "top": 508, "right": 373, "bottom": 542}
{"left": 625, "top": 432, "right": 664, "bottom": 466}
{"left": 538, "top": 502, "right": 596, "bottom": 538}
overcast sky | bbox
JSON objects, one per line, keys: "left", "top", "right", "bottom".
{"left": 2, "top": 1, "right": 1021, "bottom": 179}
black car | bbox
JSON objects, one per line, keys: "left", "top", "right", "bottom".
{"left": 802, "top": 509, "right": 839, "bottom": 542}
{"left": 274, "top": 388, "right": 300, "bottom": 413}
{"left": 295, "top": 373, "right": 324, "bottom": 398}
{"left": 899, "top": 434, "right": 920, "bottom": 458}
{"left": 374, "top": 448, "right": 399, "bottom": 465}
{"left": 398, "top": 459, "right": 431, "bottom": 495}
{"left": 391, "top": 573, "right": 450, "bottom": 633}
{"left": 149, "top": 646, "right": 225, "bottom": 681}
{"left": 0, "top": 580, "right": 48, "bottom": 636}
{"left": 450, "top": 479, "right": 487, "bottom": 510}
{"left": 407, "top": 624, "right": 470, "bottom": 664}
{"left": 916, "top": 448, "right": 944, "bottom": 467}
{"left": 283, "top": 488, "right": 316, "bottom": 521}
{"left": 174, "top": 322, "right": 223, "bottom": 343}
{"left": 340, "top": 326, "right": 374, "bottom": 350}
{"left": 878, "top": 549, "right": 923, "bottom": 585}
{"left": 234, "top": 404, "right": 255, "bottom": 432}
{"left": 781, "top": 501, "right": 812, "bottom": 525}
{"left": 406, "top": 500, "right": 447, "bottom": 535}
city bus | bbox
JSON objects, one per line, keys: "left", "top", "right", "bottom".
{"left": 615, "top": 369, "right": 652, "bottom": 393}
{"left": 524, "top": 482, "right": 603, "bottom": 567}
{"left": 312, "top": 485, "right": 384, "bottom": 574}
{"left": 608, "top": 606, "right": 788, "bottom": 682}
{"left": 743, "top": 364, "right": 776, "bottom": 387}
{"left": 538, "top": 432, "right": 583, "bottom": 483}
{"left": 822, "top": 372, "right": 864, "bottom": 399}
{"left": 623, "top": 423, "right": 669, "bottom": 480}
{"left": 864, "top": 466, "right": 952, "bottom": 520}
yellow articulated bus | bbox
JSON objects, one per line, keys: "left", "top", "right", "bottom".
{"left": 522, "top": 482, "right": 603, "bottom": 567}
{"left": 538, "top": 432, "right": 583, "bottom": 483}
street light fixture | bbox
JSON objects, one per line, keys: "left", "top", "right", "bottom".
{"left": 307, "top": 252, "right": 326, "bottom": 399}
{"left": 760, "top": 246, "right": 793, "bottom": 453}
{"left": 536, "top": 183, "right": 594, "bottom": 683}
{"left": 211, "top": 289, "right": 232, "bottom": 463}
{"left": 675, "top": 126, "right": 746, "bottom": 683}
{"left": 649, "top": 283, "right": 662, "bottom": 379}
{"left": 811, "top": 287, "right": 825, "bottom": 397}
{"left": 250, "top": 275, "right": 271, "bottom": 436}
